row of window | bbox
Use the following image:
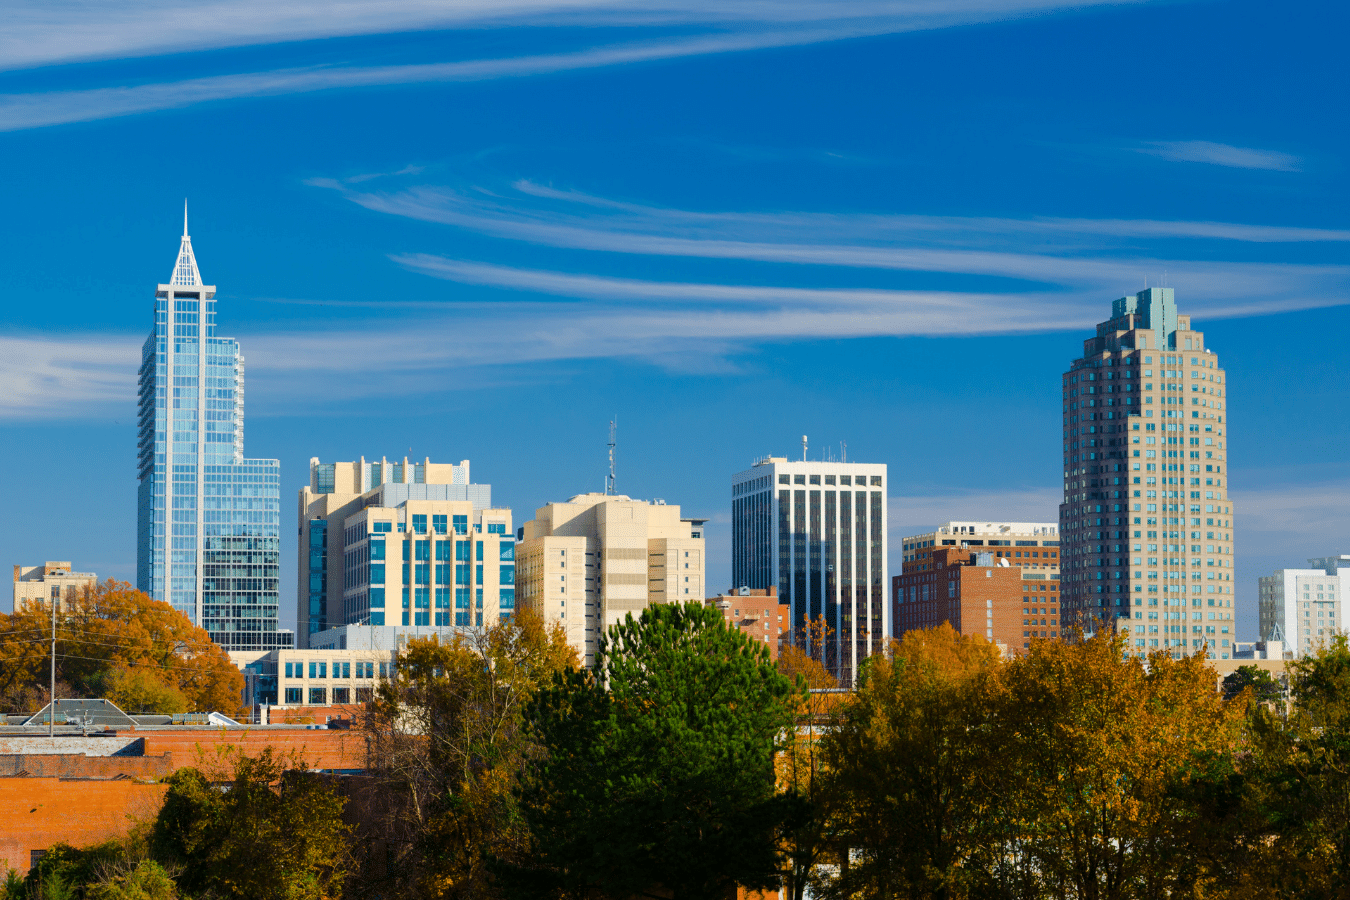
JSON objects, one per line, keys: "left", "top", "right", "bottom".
{"left": 283, "top": 686, "right": 373, "bottom": 705}
{"left": 282, "top": 660, "right": 386, "bottom": 679}
{"left": 778, "top": 474, "right": 883, "bottom": 486}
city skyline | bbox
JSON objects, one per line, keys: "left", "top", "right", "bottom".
{"left": 2, "top": 0, "right": 1347, "bottom": 647}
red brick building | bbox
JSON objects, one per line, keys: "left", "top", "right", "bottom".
{"left": 893, "top": 548, "right": 1063, "bottom": 653}
{"left": 706, "top": 587, "right": 789, "bottom": 659}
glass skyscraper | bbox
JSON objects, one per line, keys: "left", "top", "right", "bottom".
{"left": 136, "top": 214, "right": 290, "bottom": 650}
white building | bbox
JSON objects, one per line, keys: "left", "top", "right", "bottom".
{"left": 516, "top": 493, "right": 705, "bottom": 667}
{"left": 1260, "top": 555, "right": 1350, "bottom": 657}
{"left": 731, "top": 457, "right": 887, "bottom": 686}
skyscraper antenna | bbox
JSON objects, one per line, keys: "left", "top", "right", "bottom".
{"left": 606, "top": 418, "right": 617, "bottom": 495}
{"left": 841, "top": 441, "right": 847, "bottom": 463}
{"left": 802, "top": 435, "right": 808, "bottom": 462}
{"left": 183, "top": 200, "right": 189, "bottom": 238}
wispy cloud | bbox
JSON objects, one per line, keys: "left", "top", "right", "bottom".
{"left": 1138, "top": 140, "right": 1303, "bottom": 172}
{"left": 0, "top": 0, "right": 1151, "bottom": 74}
{"left": 330, "top": 178, "right": 1350, "bottom": 323}
{"left": 0, "top": 32, "right": 848, "bottom": 132}
{"left": 0, "top": 335, "right": 139, "bottom": 418}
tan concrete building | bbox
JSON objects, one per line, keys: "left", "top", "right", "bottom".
{"left": 298, "top": 457, "right": 512, "bottom": 646}
{"left": 706, "top": 587, "right": 789, "bottom": 659}
{"left": 1060, "top": 289, "right": 1236, "bottom": 660}
{"left": 13, "top": 562, "right": 97, "bottom": 613}
{"left": 517, "top": 493, "right": 706, "bottom": 666}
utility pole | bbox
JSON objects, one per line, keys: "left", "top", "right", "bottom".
{"left": 50, "top": 594, "right": 56, "bottom": 737}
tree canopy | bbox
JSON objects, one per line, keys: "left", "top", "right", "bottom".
{"left": 513, "top": 601, "right": 802, "bottom": 900}
{"left": 0, "top": 579, "right": 244, "bottom": 716}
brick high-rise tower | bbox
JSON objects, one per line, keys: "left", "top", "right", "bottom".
{"left": 1060, "top": 288, "right": 1237, "bottom": 659}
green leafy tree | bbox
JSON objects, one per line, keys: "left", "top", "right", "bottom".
{"left": 513, "top": 601, "right": 802, "bottom": 900}
{"left": 86, "top": 860, "right": 178, "bottom": 900}
{"left": 150, "top": 748, "right": 350, "bottom": 900}
{"left": 1221, "top": 665, "right": 1284, "bottom": 704}
{"left": 1232, "top": 635, "right": 1350, "bottom": 898}
{"left": 22, "top": 841, "right": 125, "bottom": 900}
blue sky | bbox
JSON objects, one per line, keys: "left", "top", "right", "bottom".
{"left": 2, "top": 0, "right": 1347, "bottom": 640}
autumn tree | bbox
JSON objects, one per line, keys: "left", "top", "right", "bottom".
{"left": 987, "top": 633, "right": 1246, "bottom": 900}
{"left": 822, "top": 623, "right": 1005, "bottom": 900}
{"left": 0, "top": 580, "right": 243, "bottom": 716}
{"left": 776, "top": 640, "right": 839, "bottom": 900}
{"left": 357, "top": 609, "right": 577, "bottom": 899}
{"left": 512, "top": 601, "right": 801, "bottom": 900}
{"left": 150, "top": 747, "right": 350, "bottom": 900}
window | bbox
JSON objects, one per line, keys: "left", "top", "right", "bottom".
{"left": 412, "top": 514, "right": 427, "bottom": 534}
{"left": 285, "top": 687, "right": 302, "bottom": 704}
{"left": 487, "top": 523, "right": 506, "bottom": 534}
{"left": 500, "top": 543, "right": 515, "bottom": 561}
{"left": 373, "top": 521, "right": 392, "bottom": 533}
{"left": 433, "top": 514, "right": 448, "bottom": 534}
{"left": 284, "top": 661, "right": 295, "bottom": 678}
{"left": 309, "top": 661, "right": 326, "bottom": 679}
{"left": 453, "top": 515, "right": 468, "bottom": 535}
{"left": 308, "top": 687, "right": 327, "bottom": 705}
{"left": 338, "top": 661, "right": 351, "bottom": 679}
{"left": 355, "top": 687, "right": 373, "bottom": 703}
{"left": 333, "top": 687, "right": 351, "bottom": 704}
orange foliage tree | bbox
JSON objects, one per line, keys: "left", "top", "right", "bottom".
{"left": 0, "top": 579, "right": 243, "bottom": 716}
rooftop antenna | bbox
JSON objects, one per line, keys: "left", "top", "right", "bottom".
{"left": 841, "top": 441, "right": 847, "bottom": 463}
{"left": 183, "top": 200, "right": 189, "bottom": 238}
{"left": 802, "top": 435, "right": 808, "bottom": 462}
{"left": 606, "top": 418, "right": 617, "bottom": 495}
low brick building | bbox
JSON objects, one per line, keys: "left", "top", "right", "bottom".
{"left": 0, "top": 721, "right": 368, "bottom": 875}
{"left": 893, "top": 548, "right": 1063, "bottom": 653}
{"left": 706, "top": 587, "right": 790, "bottom": 659}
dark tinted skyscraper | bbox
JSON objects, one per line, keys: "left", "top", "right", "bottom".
{"left": 136, "top": 212, "right": 290, "bottom": 650}
{"left": 731, "top": 457, "right": 887, "bottom": 686}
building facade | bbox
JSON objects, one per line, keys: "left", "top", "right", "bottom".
{"left": 895, "top": 522, "right": 1060, "bottom": 651}
{"left": 13, "top": 563, "right": 96, "bottom": 613}
{"left": 730, "top": 458, "right": 887, "bottom": 686}
{"left": 135, "top": 215, "right": 288, "bottom": 650}
{"left": 1059, "top": 288, "right": 1237, "bottom": 659}
{"left": 297, "top": 457, "right": 512, "bottom": 646}
{"left": 706, "top": 587, "right": 790, "bottom": 660}
{"left": 516, "top": 493, "right": 705, "bottom": 666}
{"left": 1259, "top": 555, "right": 1350, "bottom": 657}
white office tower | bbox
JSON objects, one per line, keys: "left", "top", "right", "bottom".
{"left": 1260, "top": 555, "right": 1350, "bottom": 656}
{"left": 731, "top": 457, "right": 887, "bottom": 687}
{"left": 516, "top": 493, "right": 706, "bottom": 667}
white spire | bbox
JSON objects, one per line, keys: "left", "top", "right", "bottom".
{"left": 170, "top": 200, "right": 202, "bottom": 286}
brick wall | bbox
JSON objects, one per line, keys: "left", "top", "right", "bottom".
{"left": 0, "top": 778, "right": 169, "bottom": 877}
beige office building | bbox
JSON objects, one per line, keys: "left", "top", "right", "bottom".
{"left": 517, "top": 493, "right": 706, "bottom": 666}
{"left": 298, "top": 457, "right": 513, "bottom": 646}
{"left": 1060, "top": 288, "right": 1236, "bottom": 659}
{"left": 13, "top": 562, "right": 97, "bottom": 612}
